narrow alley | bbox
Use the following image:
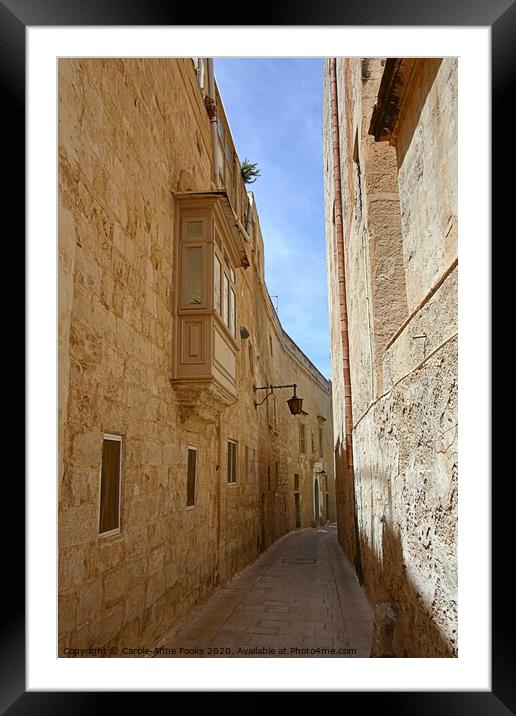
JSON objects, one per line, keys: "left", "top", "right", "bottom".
{"left": 57, "top": 57, "right": 458, "bottom": 662}
{"left": 154, "top": 525, "right": 372, "bottom": 658}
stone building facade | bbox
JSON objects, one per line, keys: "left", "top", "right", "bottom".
{"left": 323, "top": 58, "right": 457, "bottom": 657}
{"left": 58, "top": 58, "right": 335, "bottom": 654}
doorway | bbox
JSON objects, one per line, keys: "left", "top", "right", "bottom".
{"left": 260, "top": 491, "right": 266, "bottom": 551}
{"left": 294, "top": 492, "right": 301, "bottom": 528}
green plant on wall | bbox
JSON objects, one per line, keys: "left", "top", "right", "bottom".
{"left": 240, "top": 158, "right": 261, "bottom": 184}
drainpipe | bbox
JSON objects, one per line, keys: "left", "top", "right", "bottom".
{"left": 329, "top": 58, "right": 363, "bottom": 583}
{"left": 206, "top": 58, "right": 219, "bottom": 188}
{"left": 215, "top": 411, "right": 222, "bottom": 586}
{"left": 329, "top": 59, "right": 354, "bottom": 469}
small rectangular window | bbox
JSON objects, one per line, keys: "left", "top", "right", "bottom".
{"left": 267, "top": 394, "right": 277, "bottom": 431}
{"left": 99, "top": 434, "right": 122, "bottom": 536}
{"left": 248, "top": 343, "right": 254, "bottom": 375}
{"left": 186, "top": 446, "right": 197, "bottom": 507}
{"left": 294, "top": 474, "right": 300, "bottom": 491}
{"left": 227, "top": 440, "right": 237, "bottom": 484}
{"left": 275, "top": 461, "right": 279, "bottom": 492}
{"left": 299, "top": 423, "right": 306, "bottom": 454}
{"left": 319, "top": 427, "right": 323, "bottom": 457}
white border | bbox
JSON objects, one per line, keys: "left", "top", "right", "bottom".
{"left": 28, "top": 26, "right": 490, "bottom": 691}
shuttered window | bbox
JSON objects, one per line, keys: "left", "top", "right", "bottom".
{"left": 186, "top": 446, "right": 197, "bottom": 507}
{"left": 99, "top": 434, "right": 122, "bottom": 536}
{"left": 299, "top": 423, "right": 306, "bottom": 454}
{"left": 227, "top": 440, "right": 237, "bottom": 484}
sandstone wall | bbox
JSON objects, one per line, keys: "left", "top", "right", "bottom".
{"left": 323, "top": 58, "right": 457, "bottom": 657}
{"left": 58, "top": 58, "right": 334, "bottom": 654}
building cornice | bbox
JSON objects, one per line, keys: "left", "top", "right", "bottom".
{"left": 369, "top": 58, "right": 420, "bottom": 143}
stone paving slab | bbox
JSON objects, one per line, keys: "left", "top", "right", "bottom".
{"left": 154, "top": 524, "right": 373, "bottom": 658}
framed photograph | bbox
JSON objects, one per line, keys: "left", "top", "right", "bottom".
{"left": 13, "top": 0, "right": 507, "bottom": 708}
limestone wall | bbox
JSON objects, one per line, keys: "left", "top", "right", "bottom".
{"left": 323, "top": 58, "right": 457, "bottom": 657}
{"left": 58, "top": 58, "right": 334, "bottom": 653}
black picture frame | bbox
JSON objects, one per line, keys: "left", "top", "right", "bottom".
{"left": 11, "top": 0, "right": 510, "bottom": 709}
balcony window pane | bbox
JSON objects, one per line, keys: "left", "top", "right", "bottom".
{"left": 186, "top": 247, "right": 202, "bottom": 305}
{"left": 229, "top": 288, "right": 236, "bottom": 336}
{"left": 223, "top": 274, "right": 229, "bottom": 325}
{"left": 214, "top": 254, "right": 221, "bottom": 314}
{"left": 186, "top": 221, "right": 203, "bottom": 238}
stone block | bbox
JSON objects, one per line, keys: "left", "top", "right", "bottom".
{"left": 104, "top": 566, "right": 128, "bottom": 604}
{"left": 77, "top": 578, "right": 103, "bottom": 625}
{"left": 146, "top": 571, "right": 165, "bottom": 608}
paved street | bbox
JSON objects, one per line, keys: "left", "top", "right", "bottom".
{"left": 155, "top": 524, "right": 373, "bottom": 658}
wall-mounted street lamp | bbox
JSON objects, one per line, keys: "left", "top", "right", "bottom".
{"left": 253, "top": 383, "right": 304, "bottom": 416}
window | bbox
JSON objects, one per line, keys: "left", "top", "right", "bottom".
{"left": 214, "top": 249, "right": 237, "bottom": 338}
{"left": 185, "top": 246, "right": 203, "bottom": 305}
{"left": 267, "top": 393, "right": 277, "bottom": 431}
{"left": 319, "top": 427, "right": 323, "bottom": 457}
{"left": 294, "top": 474, "right": 300, "bottom": 491}
{"left": 269, "top": 335, "right": 273, "bottom": 356}
{"left": 275, "top": 461, "right": 279, "bottom": 492}
{"left": 229, "top": 287, "right": 236, "bottom": 336}
{"left": 248, "top": 342, "right": 254, "bottom": 375}
{"left": 213, "top": 253, "right": 221, "bottom": 314}
{"left": 311, "top": 430, "right": 315, "bottom": 454}
{"left": 245, "top": 445, "right": 249, "bottom": 480}
{"left": 186, "top": 446, "right": 197, "bottom": 507}
{"left": 227, "top": 440, "right": 237, "bottom": 484}
{"left": 299, "top": 423, "right": 306, "bottom": 454}
{"left": 223, "top": 273, "right": 229, "bottom": 322}
{"left": 99, "top": 434, "right": 122, "bottom": 536}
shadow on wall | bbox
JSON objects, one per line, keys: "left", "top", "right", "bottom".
{"left": 395, "top": 58, "right": 443, "bottom": 168}
{"left": 360, "top": 520, "right": 456, "bottom": 658}
{"left": 335, "top": 455, "right": 456, "bottom": 657}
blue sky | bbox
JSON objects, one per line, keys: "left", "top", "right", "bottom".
{"left": 214, "top": 58, "right": 331, "bottom": 379}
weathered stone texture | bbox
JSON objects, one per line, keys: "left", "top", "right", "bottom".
{"left": 59, "top": 58, "right": 335, "bottom": 652}
{"left": 323, "top": 58, "right": 457, "bottom": 657}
